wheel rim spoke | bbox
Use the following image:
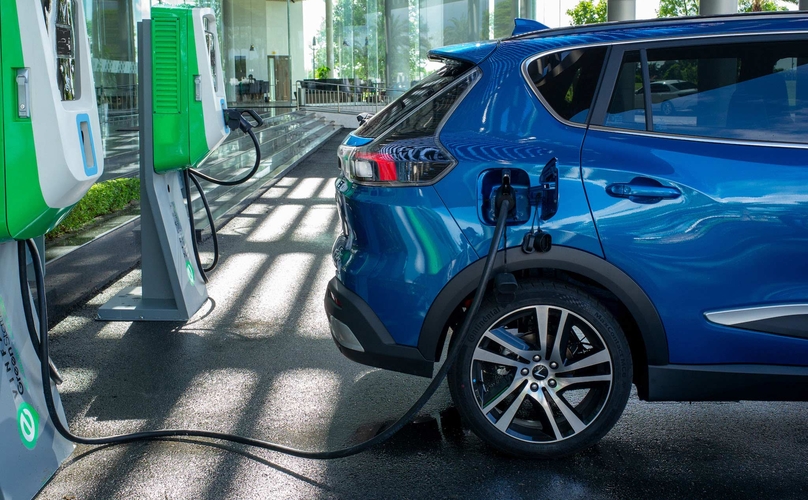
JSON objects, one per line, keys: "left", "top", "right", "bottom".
{"left": 546, "top": 389, "right": 587, "bottom": 433}
{"left": 472, "top": 348, "right": 525, "bottom": 368}
{"left": 535, "top": 306, "right": 549, "bottom": 359}
{"left": 555, "top": 374, "right": 611, "bottom": 390}
{"left": 494, "top": 386, "right": 528, "bottom": 433}
{"left": 528, "top": 390, "right": 562, "bottom": 440}
{"left": 548, "top": 310, "right": 568, "bottom": 363}
{"left": 556, "top": 349, "right": 611, "bottom": 374}
{"left": 483, "top": 327, "right": 533, "bottom": 360}
{"left": 483, "top": 378, "right": 524, "bottom": 410}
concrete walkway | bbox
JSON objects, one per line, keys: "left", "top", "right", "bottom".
{"left": 38, "top": 132, "right": 808, "bottom": 499}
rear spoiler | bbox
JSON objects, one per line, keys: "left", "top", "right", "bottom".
{"left": 428, "top": 41, "right": 497, "bottom": 66}
{"left": 427, "top": 19, "right": 550, "bottom": 65}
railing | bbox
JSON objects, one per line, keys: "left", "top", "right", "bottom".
{"left": 296, "top": 80, "right": 396, "bottom": 115}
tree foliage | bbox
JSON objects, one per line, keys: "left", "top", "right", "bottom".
{"left": 567, "top": 0, "right": 607, "bottom": 25}
{"left": 739, "top": 0, "right": 796, "bottom": 12}
{"left": 657, "top": 0, "right": 699, "bottom": 17}
{"left": 658, "top": 0, "right": 797, "bottom": 17}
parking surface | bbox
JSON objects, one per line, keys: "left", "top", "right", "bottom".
{"left": 38, "top": 134, "right": 808, "bottom": 499}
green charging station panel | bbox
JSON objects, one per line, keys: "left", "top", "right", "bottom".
{"left": 152, "top": 6, "right": 229, "bottom": 173}
{"left": 1, "top": 0, "right": 103, "bottom": 242}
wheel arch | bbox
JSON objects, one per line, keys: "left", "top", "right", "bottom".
{"left": 417, "top": 246, "right": 668, "bottom": 397}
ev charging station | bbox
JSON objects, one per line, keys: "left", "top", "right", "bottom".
{"left": 98, "top": 6, "right": 230, "bottom": 321}
{"left": 0, "top": 1, "right": 102, "bottom": 498}
{"left": 0, "top": 5, "right": 538, "bottom": 497}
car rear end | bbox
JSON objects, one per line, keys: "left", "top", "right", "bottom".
{"left": 325, "top": 57, "right": 486, "bottom": 377}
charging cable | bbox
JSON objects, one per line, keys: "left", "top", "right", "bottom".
{"left": 27, "top": 197, "right": 512, "bottom": 459}
{"left": 184, "top": 109, "right": 265, "bottom": 280}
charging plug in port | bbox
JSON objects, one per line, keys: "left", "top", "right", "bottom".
{"left": 479, "top": 169, "right": 530, "bottom": 225}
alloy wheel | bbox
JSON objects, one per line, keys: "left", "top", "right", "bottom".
{"left": 469, "top": 305, "right": 613, "bottom": 443}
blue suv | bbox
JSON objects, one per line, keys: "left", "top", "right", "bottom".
{"left": 324, "top": 13, "right": 808, "bottom": 457}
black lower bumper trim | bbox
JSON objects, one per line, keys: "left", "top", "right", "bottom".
{"left": 324, "top": 278, "right": 434, "bottom": 378}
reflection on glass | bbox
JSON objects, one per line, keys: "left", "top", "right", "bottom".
{"left": 206, "top": 29, "right": 218, "bottom": 92}
{"left": 41, "top": 0, "right": 52, "bottom": 31}
{"left": 56, "top": 0, "right": 79, "bottom": 101}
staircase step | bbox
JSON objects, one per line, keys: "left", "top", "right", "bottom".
{"left": 189, "top": 119, "right": 341, "bottom": 229}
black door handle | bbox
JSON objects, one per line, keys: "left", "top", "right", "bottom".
{"left": 606, "top": 178, "right": 681, "bottom": 203}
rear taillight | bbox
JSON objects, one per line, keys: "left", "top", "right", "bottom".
{"left": 342, "top": 68, "right": 479, "bottom": 186}
{"left": 347, "top": 150, "right": 454, "bottom": 184}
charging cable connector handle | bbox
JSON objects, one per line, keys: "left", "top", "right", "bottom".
{"left": 224, "top": 108, "right": 264, "bottom": 133}
{"left": 495, "top": 169, "right": 516, "bottom": 218}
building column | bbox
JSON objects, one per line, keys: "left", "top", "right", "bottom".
{"left": 699, "top": 0, "right": 737, "bottom": 15}
{"left": 385, "top": 0, "right": 411, "bottom": 95}
{"left": 326, "top": 0, "right": 334, "bottom": 77}
{"left": 607, "top": 0, "right": 635, "bottom": 21}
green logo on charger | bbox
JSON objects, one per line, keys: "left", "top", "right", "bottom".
{"left": 17, "top": 402, "right": 40, "bottom": 450}
{"left": 186, "top": 260, "right": 195, "bottom": 285}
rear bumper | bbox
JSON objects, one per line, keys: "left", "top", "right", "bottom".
{"left": 324, "top": 277, "right": 434, "bottom": 378}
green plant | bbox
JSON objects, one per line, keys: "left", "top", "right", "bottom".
{"left": 315, "top": 65, "right": 330, "bottom": 79}
{"left": 47, "top": 178, "right": 141, "bottom": 240}
{"left": 657, "top": 0, "right": 699, "bottom": 17}
{"left": 567, "top": 0, "right": 608, "bottom": 25}
{"left": 739, "top": 0, "right": 795, "bottom": 12}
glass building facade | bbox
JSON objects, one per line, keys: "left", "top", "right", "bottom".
{"left": 79, "top": 0, "right": 551, "bottom": 161}
{"left": 82, "top": 0, "right": 542, "bottom": 115}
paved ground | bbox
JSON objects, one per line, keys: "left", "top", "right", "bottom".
{"left": 38, "top": 133, "right": 808, "bottom": 499}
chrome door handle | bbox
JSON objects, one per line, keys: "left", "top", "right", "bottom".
{"left": 16, "top": 68, "right": 30, "bottom": 118}
{"left": 194, "top": 75, "right": 202, "bottom": 101}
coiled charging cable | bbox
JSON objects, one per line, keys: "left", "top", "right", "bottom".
{"left": 27, "top": 195, "right": 511, "bottom": 459}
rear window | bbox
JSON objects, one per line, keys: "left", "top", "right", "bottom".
{"left": 527, "top": 47, "right": 608, "bottom": 124}
{"left": 355, "top": 61, "right": 473, "bottom": 139}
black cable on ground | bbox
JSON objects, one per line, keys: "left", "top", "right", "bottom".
{"left": 31, "top": 200, "right": 511, "bottom": 459}
{"left": 16, "top": 240, "right": 62, "bottom": 385}
{"left": 183, "top": 169, "right": 209, "bottom": 284}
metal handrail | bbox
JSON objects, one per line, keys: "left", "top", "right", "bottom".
{"left": 296, "top": 80, "right": 395, "bottom": 115}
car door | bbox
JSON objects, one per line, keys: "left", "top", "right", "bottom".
{"left": 581, "top": 35, "right": 808, "bottom": 367}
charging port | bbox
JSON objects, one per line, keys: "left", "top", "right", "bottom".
{"left": 478, "top": 168, "right": 530, "bottom": 225}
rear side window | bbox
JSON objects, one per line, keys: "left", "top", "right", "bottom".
{"left": 355, "top": 61, "right": 473, "bottom": 139}
{"left": 606, "top": 51, "right": 645, "bottom": 131}
{"left": 527, "top": 47, "right": 608, "bottom": 124}
{"left": 604, "top": 40, "right": 808, "bottom": 144}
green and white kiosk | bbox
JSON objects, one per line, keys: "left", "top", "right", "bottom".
{"left": 0, "top": 1, "right": 102, "bottom": 498}
{"left": 1, "top": 3, "right": 239, "bottom": 496}
{"left": 98, "top": 5, "right": 234, "bottom": 322}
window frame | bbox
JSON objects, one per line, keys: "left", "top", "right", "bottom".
{"left": 589, "top": 32, "right": 808, "bottom": 149}
{"left": 521, "top": 46, "right": 612, "bottom": 129}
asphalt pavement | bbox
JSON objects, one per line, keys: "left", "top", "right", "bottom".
{"left": 37, "top": 132, "right": 808, "bottom": 499}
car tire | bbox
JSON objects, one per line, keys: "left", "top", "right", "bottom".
{"left": 447, "top": 280, "right": 632, "bottom": 458}
{"left": 661, "top": 100, "right": 674, "bottom": 115}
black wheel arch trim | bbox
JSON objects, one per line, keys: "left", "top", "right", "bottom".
{"left": 416, "top": 245, "right": 669, "bottom": 366}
